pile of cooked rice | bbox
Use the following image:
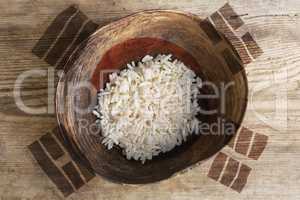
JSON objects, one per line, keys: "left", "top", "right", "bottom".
{"left": 93, "top": 54, "right": 202, "bottom": 163}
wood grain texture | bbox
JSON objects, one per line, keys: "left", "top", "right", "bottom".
{"left": 1, "top": 0, "right": 300, "bottom": 199}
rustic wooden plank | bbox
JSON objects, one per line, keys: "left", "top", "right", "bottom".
{"left": 56, "top": 20, "right": 99, "bottom": 70}
{"left": 230, "top": 164, "right": 251, "bottom": 193}
{"left": 40, "top": 133, "right": 64, "bottom": 160}
{"left": 62, "top": 162, "right": 85, "bottom": 189}
{"left": 28, "top": 141, "right": 74, "bottom": 197}
{"left": 235, "top": 127, "right": 253, "bottom": 156}
{"left": 219, "top": 158, "right": 240, "bottom": 186}
{"left": 207, "top": 152, "right": 227, "bottom": 181}
{"left": 75, "top": 161, "right": 96, "bottom": 182}
{"left": 210, "top": 11, "right": 252, "bottom": 64}
{"left": 248, "top": 133, "right": 268, "bottom": 160}
{"left": 1, "top": 0, "right": 300, "bottom": 199}
{"left": 44, "top": 10, "right": 88, "bottom": 66}
{"left": 32, "top": 5, "right": 79, "bottom": 58}
{"left": 219, "top": 3, "right": 244, "bottom": 30}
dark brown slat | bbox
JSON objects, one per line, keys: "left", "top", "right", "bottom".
{"left": 63, "top": 39, "right": 86, "bottom": 73}
{"left": 52, "top": 126, "right": 69, "bottom": 149}
{"left": 52, "top": 126, "right": 96, "bottom": 180}
{"left": 248, "top": 133, "right": 268, "bottom": 160}
{"left": 52, "top": 126, "right": 83, "bottom": 162}
{"left": 44, "top": 11, "right": 88, "bottom": 66}
{"left": 222, "top": 48, "right": 243, "bottom": 74}
{"left": 211, "top": 12, "right": 252, "bottom": 64}
{"left": 56, "top": 20, "right": 99, "bottom": 70}
{"left": 28, "top": 141, "right": 74, "bottom": 197}
{"left": 40, "top": 132, "right": 64, "bottom": 160}
{"left": 231, "top": 164, "right": 252, "bottom": 192}
{"left": 199, "top": 19, "right": 222, "bottom": 45}
{"left": 235, "top": 127, "right": 253, "bottom": 156}
{"left": 62, "top": 162, "right": 85, "bottom": 189}
{"left": 74, "top": 161, "right": 96, "bottom": 182}
{"left": 220, "top": 158, "right": 239, "bottom": 186}
{"left": 32, "top": 5, "right": 78, "bottom": 58}
{"left": 208, "top": 152, "right": 227, "bottom": 181}
{"left": 242, "top": 32, "right": 263, "bottom": 59}
{"left": 219, "top": 3, "right": 244, "bottom": 30}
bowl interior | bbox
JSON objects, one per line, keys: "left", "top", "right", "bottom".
{"left": 56, "top": 10, "right": 248, "bottom": 184}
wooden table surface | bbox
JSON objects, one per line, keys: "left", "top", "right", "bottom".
{"left": 1, "top": 0, "right": 300, "bottom": 199}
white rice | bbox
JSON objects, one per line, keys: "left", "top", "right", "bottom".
{"left": 93, "top": 54, "right": 202, "bottom": 163}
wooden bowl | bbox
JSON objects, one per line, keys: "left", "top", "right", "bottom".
{"left": 56, "top": 10, "right": 248, "bottom": 184}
